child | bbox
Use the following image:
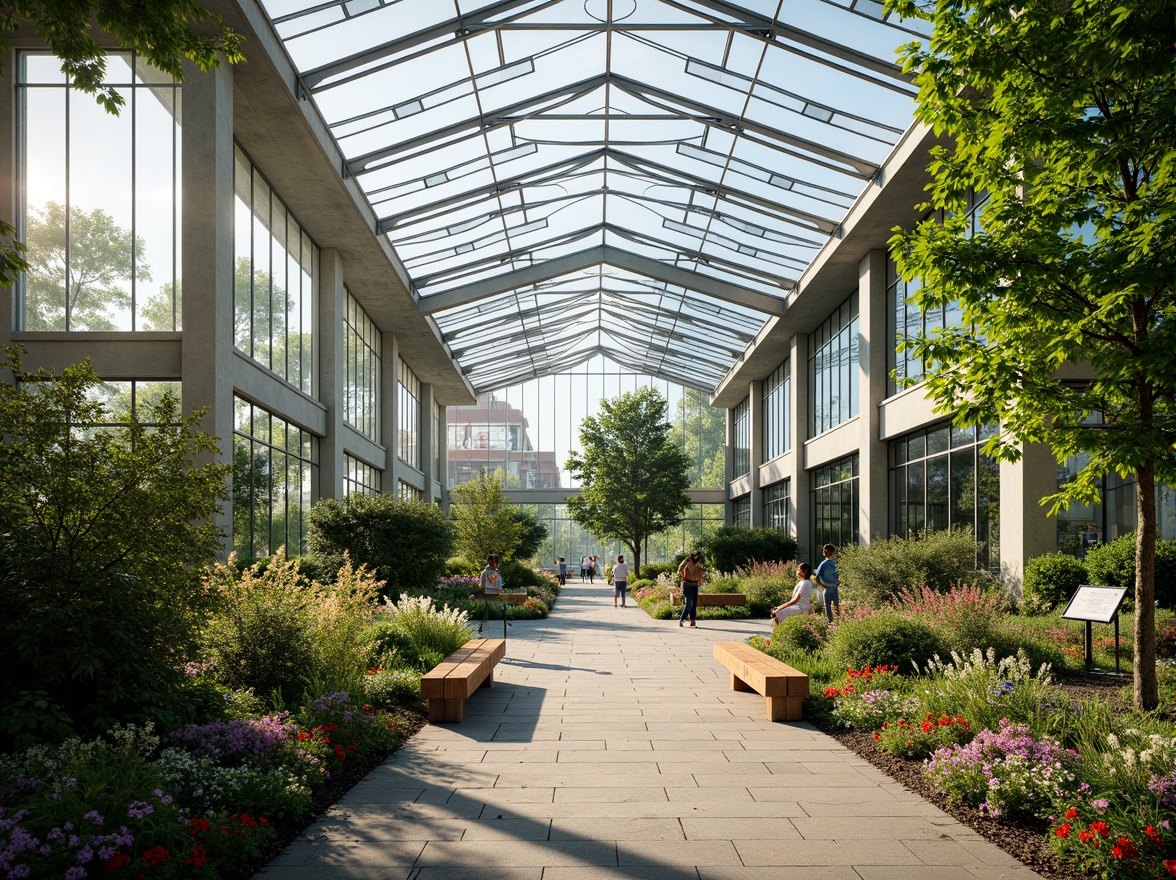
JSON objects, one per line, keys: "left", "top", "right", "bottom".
{"left": 814, "top": 544, "right": 840, "bottom": 622}
{"left": 770, "top": 562, "right": 813, "bottom": 624}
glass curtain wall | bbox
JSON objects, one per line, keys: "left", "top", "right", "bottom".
{"left": 732, "top": 497, "right": 751, "bottom": 529}
{"left": 762, "top": 359, "right": 790, "bottom": 461}
{"left": 233, "top": 145, "right": 316, "bottom": 393}
{"left": 889, "top": 422, "right": 1000, "bottom": 569}
{"left": 763, "top": 481, "right": 790, "bottom": 532}
{"left": 344, "top": 454, "right": 380, "bottom": 497}
{"left": 232, "top": 398, "right": 316, "bottom": 559}
{"left": 809, "top": 292, "right": 860, "bottom": 436}
{"left": 733, "top": 397, "right": 751, "bottom": 478}
{"left": 446, "top": 356, "right": 725, "bottom": 490}
{"left": 398, "top": 358, "right": 422, "bottom": 470}
{"left": 398, "top": 481, "right": 423, "bottom": 502}
{"left": 812, "top": 454, "right": 859, "bottom": 549}
{"left": 18, "top": 51, "right": 181, "bottom": 331}
{"left": 84, "top": 381, "right": 183, "bottom": 424}
{"left": 343, "top": 289, "right": 380, "bottom": 442}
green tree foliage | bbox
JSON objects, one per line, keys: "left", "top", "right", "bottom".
{"left": 1084, "top": 532, "right": 1176, "bottom": 611}
{"left": 0, "top": 348, "right": 229, "bottom": 745}
{"left": 565, "top": 387, "right": 692, "bottom": 573}
{"left": 305, "top": 494, "right": 454, "bottom": 592}
{"left": 450, "top": 470, "right": 521, "bottom": 564}
{"left": 700, "top": 526, "right": 799, "bottom": 575}
{"left": 510, "top": 506, "right": 548, "bottom": 562}
{"left": 23, "top": 201, "right": 146, "bottom": 331}
{"left": 886, "top": 0, "right": 1176, "bottom": 708}
{"left": 672, "top": 388, "right": 725, "bottom": 489}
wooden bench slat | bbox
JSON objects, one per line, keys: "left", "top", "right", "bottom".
{"left": 712, "top": 642, "right": 810, "bottom": 720}
{"left": 421, "top": 638, "right": 506, "bottom": 722}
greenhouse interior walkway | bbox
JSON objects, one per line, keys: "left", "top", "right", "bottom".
{"left": 255, "top": 582, "right": 1042, "bottom": 880}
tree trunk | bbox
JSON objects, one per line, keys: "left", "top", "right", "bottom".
{"left": 1135, "top": 459, "right": 1158, "bottom": 711}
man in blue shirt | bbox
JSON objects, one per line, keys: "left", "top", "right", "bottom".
{"left": 814, "top": 544, "right": 840, "bottom": 623}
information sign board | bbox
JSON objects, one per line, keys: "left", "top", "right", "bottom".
{"left": 1061, "top": 585, "right": 1129, "bottom": 625}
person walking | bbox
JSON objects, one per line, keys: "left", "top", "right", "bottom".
{"left": 612, "top": 554, "right": 629, "bottom": 607}
{"left": 814, "top": 543, "right": 840, "bottom": 622}
{"left": 558, "top": 557, "right": 568, "bottom": 586}
{"left": 770, "top": 562, "right": 813, "bottom": 624}
{"left": 581, "top": 556, "right": 588, "bottom": 582}
{"left": 477, "top": 553, "right": 504, "bottom": 635}
{"left": 588, "top": 555, "right": 597, "bottom": 584}
{"left": 676, "top": 552, "right": 704, "bottom": 627}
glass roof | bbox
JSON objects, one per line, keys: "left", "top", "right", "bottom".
{"left": 259, "top": 0, "right": 928, "bottom": 393}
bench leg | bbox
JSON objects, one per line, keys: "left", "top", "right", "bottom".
{"left": 730, "top": 673, "right": 753, "bottom": 692}
{"left": 429, "top": 698, "right": 467, "bottom": 723}
{"left": 480, "top": 671, "right": 494, "bottom": 689}
{"left": 765, "top": 695, "right": 803, "bottom": 722}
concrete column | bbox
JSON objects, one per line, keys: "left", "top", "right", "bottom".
{"left": 380, "top": 333, "right": 399, "bottom": 494}
{"left": 1000, "top": 443, "right": 1057, "bottom": 594}
{"left": 748, "top": 380, "right": 764, "bottom": 526}
{"left": 0, "top": 47, "right": 15, "bottom": 344}
{"left": 788, "top": 332, "right": 809, "bottom": 554}
{"left": 180, "top": 59, "right": 236, "bottom": 547}
{"left": 419, "top": 382, "right": 436, "bottom": 496}
{"left": 858, "top": 249, "right": 889, "bottom": 544}
{"left": 317, "top": 249, "right": 345, "bottom": 499}
{"left": 723, "top": 407, "right": 734, "bottom": 525}
{"left": 437, "top": 403, "right": 449, "bottom": 510}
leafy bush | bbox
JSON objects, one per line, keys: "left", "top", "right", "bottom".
{"left": 306, "top": 494, "right": 454, "bottom": 592}
{"left": 704, "top": 576, "right": 742, "bottom": 594}
{"left": 831, "top": 687, "right": 919, "bottom": 730}
{"left": 827, "top": 612, "right": 945, "bottom": 672}
{"left": 499, "top": 559, "right": 551, "bottom": 591}
{"left": 377, "top": 594, "right": 472, "bottom": 666}
{"left": 838, "top": 527, "right": 995, "bottom": 607}
{"left": 201, "top": 552, "right": 381, "bottom": 705}
{"left": 769, "top": 615, "right": 830, "bottom": 655}
{"left": 700, "top": 526, "right": 799, "bottom": 575}
{"left": 629, "top": 578, "right": 655, "bottom": 592}
{"left": 875, "top": 713, "right": 973, "bottom": 759}
{"left": 890, "top": 584, "right": 1009, "bottom": 655}
{"left": 640, "top": 562, "right": 675, "bottom": 580}
{"left": 361, "top": 666, "right": 423, "bottom": 708}
{"left": 0, "top": 351, "right": 229, "bottom": 746}
{"left": 740, "top": 575, "right": 796, "bottom": 617}
{"left": 1023, "top": 553, "right": 1088, "bottom": 611}
{"left": 916, "top": 648, "right": 1058, "bottom": 733}
{"left": 444, "top": 557, "right": 480, "bottom": 577}
{"left": 927, "top": 720, "right": 1080, "bottom": 820}
{"left": 1085, "top": 532, "right": 1176, "bottom": 609}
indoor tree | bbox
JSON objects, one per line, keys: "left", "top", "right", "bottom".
{"left": 565, "top": 387, "right": 692, "bottom": 574}
{"left": 450, "top": 469, "right": 522, "bottom": 565}
{"left": 887, "top": 0, "right": 1176, "bottom": 709}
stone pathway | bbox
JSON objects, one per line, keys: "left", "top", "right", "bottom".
{"left": 255, "top": 580, "right": 1043, "bottom": 879}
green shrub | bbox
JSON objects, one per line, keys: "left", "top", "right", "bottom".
{"left": 739, "top": 575, "right": 795, "bottom": 617}
{"left": 917, "top": 648, "right": 1060, "bottom": 732}
{"left": 827, "top": 612, "right": 945, "bottom": 672}
{"left": 1084, "top": 532, "right": 1176, "bottom": 609}
{"left": 1022, "top": 552, "right": 1088, "bottom": 611}
{"left": 640, "top": 562, "right": 675, "bottom": 580}
{"left": 361, "top": 666, "right": 423, "bottom": 708}
{"left": 444, "top": 556, "right": 481, "bottom": 577}
{"left": 0, "top": 351, "right": 228, "bottom": 747}
{"left": 700, "top": 526, "right": 799, "bottom": 574}
{"left": 769, "top": 615, "right": 829, "bottom": 655}
{"left": 703, "top": 577, "right": 741, "bottom": 594}
{"left": 889, "top": 584, "right": 1009, "bottom": 656}
{"left": 378, "top": 593, "right": 472, "bottom": 665}
{"left": 629, "top": 578, "right": 655, "bottom": 591}
{"left": 306, "top": 494, "right": 454, "bottom": 592}
{"left": 500, "top": 559, "right": 550, "bottom": 591}
{"left": 838, "top": 527, "right": 995, "bottom": 607}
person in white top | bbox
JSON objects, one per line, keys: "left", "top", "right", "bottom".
{"left": 770, "top": 562, "right": 813, "bottom": 624}
{"left": 612, "top": 554, "right": 630, "bottom": 607}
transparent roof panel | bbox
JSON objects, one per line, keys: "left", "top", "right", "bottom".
{"left": 259, "top": 0, "right": 928, "bottom": 393}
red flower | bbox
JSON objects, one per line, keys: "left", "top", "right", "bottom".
{"left": 1055, "top": 823, "right": 1072, "bottom": 838}
{"left": 105, "top": 853, "right": 131, "bottom": 872}
{"left": 187, "top": 848, "right": 208, "bottom": 869}
{"left": 139, "top": 846, "right": 170, "bottom": 867}
{"left": 1112, "top": 837, "right": 1137, "bottom": 861}
{"left": 1165, "top": 858, "right": 1176, "bottom": 876}
{"left": 1090, "top": 821, "right": 1110, "bottom": 839}
{"left": 1078, "top": 831, "right": 1093, "bottom": 843}
{"left": 259, "top": 817, "right": 269, "bottom": 826}
{"left": 873, "top": 732, "right": 881, "bottom": 741}
{"left": 920, "top": 722, "right": 935, "bottom": 733}
{"left": 1065, "top": 808, "right": 1079, "bottom": 820}
{"left": 189, "top": 818, "right": 210, "bottom": 836}
{"left": 1146, "top": 826, "right": 1163, "bottom": 847}
{"left": 298, "top": 732, "right": 312, "bottom": 741}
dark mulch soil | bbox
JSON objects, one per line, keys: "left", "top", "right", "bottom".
{"left": 822, "top": 672, "right": 1134, "bottom": 880}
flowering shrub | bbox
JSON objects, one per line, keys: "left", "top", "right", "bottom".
{"left": 1051, "top": 801, "right": 1176, "bottom": 879}
{"left": 832, "top": 689, "right": 921, "bottom": 730}
{"left": 925, "top": 720, "right": 1079, "bottom": 819}
{"left": 874, "top": 713, "right": 972, "bottom": 759}
{"left": 916, "top": 648, "right": 1058, "bottom": 732}
{"left": 295, "top": 692, "right": 405, "bottom": 771}
{"left": 361, "top": 666, "right": 423, "bottom": 708}
{"left": 889, "top": 584, "right": 1008, "bottom": 654}
{"left": 379, "top": 593, "right": 471, "bottom": 661}
{"left": 1078, "top": 728, "right": 1176, "bottom": 808}
{"left": 770, "top": 615, "right": 830, "bottom": 656}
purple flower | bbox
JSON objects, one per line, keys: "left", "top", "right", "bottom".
{"left": 76, "top": 845, "right": 94, "bottom": 862}
{"left": 83, "top": 811, "right": 104, "bottom": 826}
{"left": 113, "top": 827, "right": 134, "bottom": 848}
{"left": 64, "top": 777, "right": 78, "bottom": 788}
{"left": 64, "top": 867, "right": 87, "bottom": 879}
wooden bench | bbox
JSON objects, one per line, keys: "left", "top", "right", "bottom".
{"left": 712, "top": 642, "right": 809, "bottom": 722}
{"left": 669, "top": 590, "right": 746, "bottom": 607}
{"left": 420, "top": 638, "right": 506, "bottom": 723}
{"left": 499, "top": 592, "right": 529, "bottom": 604}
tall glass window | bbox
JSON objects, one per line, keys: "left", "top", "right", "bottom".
{"left": 344, "top": 454, "right": 380, "bottom": 497}
{"left": 809, "top": 292, "right": 860, "bottom": 436}
{"left": 398, "top": 480, "right": 423, "bottom": 502}
{"left": 733, "top": 396, "right": 751, "bottom": 477}
{"left": 233, "top": 145, "right": 315, "bottom": 394}
{"left": 732, "top": 496, "right": 751, "bottom": 529}
{"left": 889, "top": 422, "right": 1000, "bottom": 569}
{"left": 811, "top": 454, "right": 859, "bottom": 549}
{"left": 762, "top": 359, "right": 791, "bottom": 461}
{"left": 398, "top": 358, "right": 422, "bottom": 470}
{"left": 17, "top": 52, "right": 181, "bottom": 331}
{"left": 763, "top": 481, "right": 790, "bottom": 532}
{"left": 888, "top": 192, "right": 986, "bottom": 395}
{"left": 343, "top": 289, "right": 380, "bottom": 442}
{"left": 232, "top": 398, "right": 316, "bottom": 559}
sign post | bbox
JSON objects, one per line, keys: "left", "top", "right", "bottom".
{"left": 1061, "top": 586, "right": 1129, "bottom": 672}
